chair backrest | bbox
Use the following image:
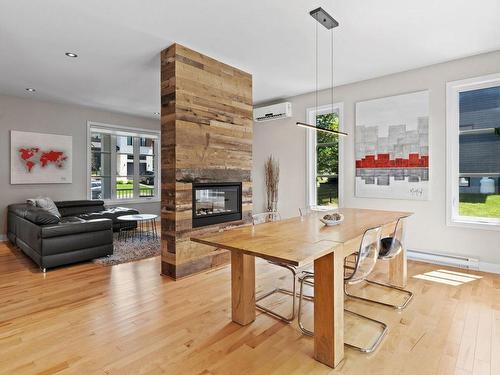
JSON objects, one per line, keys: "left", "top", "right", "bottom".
{"left": 345, "top": 226, "right": 382, "bottom": 284}
{"left": 299, "top": 207, "right": 311, "bottom": 217}
{"left": 380, "top": 216, "right": 407, "bottom": 259}
{"left": 299, "top": 205, "right": 334, "bottom": 217}
{"left": 252, "top": 211, "right": 281, "bottom": 225}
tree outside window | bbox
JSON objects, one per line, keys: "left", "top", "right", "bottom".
{"left": 316, "top": 112, "right": 339, "bottom": 207}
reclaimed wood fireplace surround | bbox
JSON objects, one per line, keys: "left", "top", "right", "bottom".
{"left": 160, "top": 44, "right": 253, "bottom": 279}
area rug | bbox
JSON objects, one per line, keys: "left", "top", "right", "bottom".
{"left": 93, "top": 234, "right": 160, "bottom": 266}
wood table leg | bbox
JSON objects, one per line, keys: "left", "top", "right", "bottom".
{"left": 231, "top": 252, "right": 256, "bottom": 326}
{"left": 314, "top": 249, "right": 344, "bottom": 368}
{"left": 389, "top": 247, "right": 407, "bottom": 288}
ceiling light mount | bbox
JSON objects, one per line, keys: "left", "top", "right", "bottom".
{"left": 65, "top": 52, "right": 78, "bottom": 58}
{"left": 309, "top": 7, "right": 339, "bottom": 30}
{"left": 25, "top": 88, "right": 36, "bottom": 93}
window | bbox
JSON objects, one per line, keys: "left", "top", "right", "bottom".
{"left": 306, "top": 103, "right": 344, "bottom": 208}
{"left": 87, "top": 122, "right": 160, "bottom": 202}
{"left": 447, "top": 73, "right": 500, "bottom": 228}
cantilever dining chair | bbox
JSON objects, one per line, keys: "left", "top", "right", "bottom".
{"left": 299, "top": 205, "right": 333, "bottom": 217}
{"left": 344, "top": 216, "right": 413, "bottom": 310}
{"left": 252, "top": 212, "right": 298, "bottom": 323}
{"left": 298, "top": 226, "right": 389, "bottom": 353}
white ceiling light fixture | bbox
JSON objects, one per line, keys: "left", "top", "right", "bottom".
{"left": 153, "top": 112, "right": 160, "bottom": 115}
{"left": 65, "top": 52, "right": 78, "bottom": 58}
{"left": 296, "top": 7, "right": 348, "bottom": 137}
{"left": 25, "top": 88, "right": 36, "bottom": 92}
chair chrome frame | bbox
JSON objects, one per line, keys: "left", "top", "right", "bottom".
{"left": 297, "top": 226, "right": 389, "bottom": 353}
{"left": 253, "top": 212, "right": 298, "bottom": 323}
{"left": 256, "top": 261, "right": 298, "bottom": 322}
{"left": 297, "top": 271, "right": 314, "bottom": 336}
{"left": 344, "top": 216, "right": 414, "bottom": 310}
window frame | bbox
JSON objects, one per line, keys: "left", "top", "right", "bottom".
{"left": 305, "top": 103, "right": 344, "bottom": 208}
{"left": 86, "top": 121, "right": 160, "bottom": 204}
{"left": 446, "top": 73, "right": 500, "bottom": 230}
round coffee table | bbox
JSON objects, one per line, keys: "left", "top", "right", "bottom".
{"left": 117, "top": 214, "right": 158, "bottom": 241}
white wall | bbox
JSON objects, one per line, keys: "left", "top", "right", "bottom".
{"left": 252, "top": 50, "right": 500, "bottom": 266}
{"left": 0, "top": 95, "right": 160, "bottom": 236}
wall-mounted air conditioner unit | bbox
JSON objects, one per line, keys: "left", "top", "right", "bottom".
{"left": 253, "top": 102, "right": 292, "bottom": 122}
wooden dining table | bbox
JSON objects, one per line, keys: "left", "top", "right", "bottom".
{"left": 191, "top": 208, "right": 412, "bottom": 368}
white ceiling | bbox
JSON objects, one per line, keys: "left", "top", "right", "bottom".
{"left": 1, "top": 0, "right": 500, "bottom": 119}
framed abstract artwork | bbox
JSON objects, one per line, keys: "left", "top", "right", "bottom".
{"left": 355, "top": 90, "right": 429, "bottom": 200}
{"left": 10, "top": 130, "right": 72, "bottom": 184}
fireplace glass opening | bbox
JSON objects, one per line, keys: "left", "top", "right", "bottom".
{"left": 192, "top": 183, "right": 242, "bottom": 227}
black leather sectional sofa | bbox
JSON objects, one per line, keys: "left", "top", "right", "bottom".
{"left": 7, "top": 200, "right": 138, "bottom": 271}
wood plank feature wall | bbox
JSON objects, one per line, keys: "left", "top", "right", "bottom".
{"left": 160, "top": 43, "right": 253, "bottom": 279}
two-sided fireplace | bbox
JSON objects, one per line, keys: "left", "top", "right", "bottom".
{"left": 192, "top": 182, "right": 242, "bottom": 228}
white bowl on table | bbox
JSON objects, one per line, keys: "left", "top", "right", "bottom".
{"left": 319, "top": 213, "right": 344, "bottom": 226}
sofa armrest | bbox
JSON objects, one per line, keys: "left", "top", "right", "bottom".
{"left": 16, "top": 216, "right": 43, "bottom": 252}
{"left": 41, "top": 218, "right": 113, "bottom": 238}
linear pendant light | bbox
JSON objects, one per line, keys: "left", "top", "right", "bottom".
{"left": 297, "top": 121, "right": 348, "bottom": 136}
{"left": 297, "top": 7, "right": 347, "bottom": 137}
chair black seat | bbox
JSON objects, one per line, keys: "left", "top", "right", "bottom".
{"left": 380, "top": 237, "right": 402, "bottom": 258}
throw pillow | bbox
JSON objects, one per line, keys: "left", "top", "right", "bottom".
{"left": 27, "top": 197, "right": 61, "bottom": 218}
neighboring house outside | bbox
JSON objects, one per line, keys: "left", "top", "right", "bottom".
{"left": 459, "top": 86, "right": 500, "bottom": 194}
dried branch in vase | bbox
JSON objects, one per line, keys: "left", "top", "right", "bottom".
{"left": 264, "top": 155, "right": 280, "bottom": 212}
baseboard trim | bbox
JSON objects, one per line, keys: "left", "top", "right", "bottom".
{"left": 408, "top": 249, "right": 500, "bottom": 275}
{"left": 477, "top": 261, "right": 500, "bottom": 275}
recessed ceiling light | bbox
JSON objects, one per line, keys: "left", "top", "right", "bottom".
{"left": 25, "top": 88, "right": 36, "bottom": 92}
{"left": 153, "top": 112, "right": 160, "bottom": 115}
{"left": 65, "top": 52, "right": 78, "bottom": 58}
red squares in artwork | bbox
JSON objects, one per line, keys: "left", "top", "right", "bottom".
{"left": 408, "top": 153, "right": 419, "bottom": 167}
{"left": 376, "top": 153, "right": 390, "bottom": 168}
{"left": 364, "top": 155, "right": 375, "bottom": 168}
{"left": 356, "top": 153, "right": 428, "bottom": 169}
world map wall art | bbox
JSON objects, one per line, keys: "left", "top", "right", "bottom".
{"left": 10, "top": 130, "right": 72, "bottom": 184}
{"left": 355, "top": 90, "right": 429, "bottom": 200}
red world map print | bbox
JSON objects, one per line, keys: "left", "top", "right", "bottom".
{"left": 18, "top": 147, "right": 68, "bottom": 172}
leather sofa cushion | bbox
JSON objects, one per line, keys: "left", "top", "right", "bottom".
{"left": 55, "top": 200, "right": 105, "bottom": 208}
{"left": 25, "top": 208, "right": 61, "bottom": 225}
{"left": 9, "top": 203, "right": 33, "bottom": 217}
{"left": 41, "top": 218, "right": 112, "bottom": 238}
{"left": 55, "top": 200, "right": 105, "bottom": 217}
{"left": 8, "top": 204, "right": 60, "bottom": 225}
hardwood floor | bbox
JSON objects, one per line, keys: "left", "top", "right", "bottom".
{"left": 1, "top": 241, "right": 499, "bottom": 375}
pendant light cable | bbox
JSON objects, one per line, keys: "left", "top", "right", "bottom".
{"left": 315, "top": 11, "right": 319, "bottom": 122}
{"left": 331, "top": 18, "right": 334, "bottom": 114}
{"left": 297, "top": 7, "right": 347, "bottom": 137}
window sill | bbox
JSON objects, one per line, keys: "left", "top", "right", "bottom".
{"left": 448, "top": 217, "right": 500, "bottom": 231}
{"left": 101, "top": 198, "right": 161, "bottom": 206}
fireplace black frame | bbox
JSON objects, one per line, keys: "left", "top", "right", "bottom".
{"left": 192, "top": 182, "right": 242, "bottom": 228}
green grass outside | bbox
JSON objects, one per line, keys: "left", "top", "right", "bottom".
{"left": 459, "top": 193, "right": 500, "bottom": 219}
{"left": 317, "top": 196, "right": 339, "bottom": 207}
{"left": 116, "top": 182, "right": 153, "bottom": 191}
{"left": 117, "top": 182, "right": 134, "bottom": 190}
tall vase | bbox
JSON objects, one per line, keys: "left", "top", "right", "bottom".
{"left": 268, "top": 200, "right": 277, "bottom": 213}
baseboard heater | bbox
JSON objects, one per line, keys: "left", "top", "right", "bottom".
{"left": 407, "top": 249, "right": 480, "bottom": 270}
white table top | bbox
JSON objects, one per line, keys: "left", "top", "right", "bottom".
{"left": 117, "top": 214, "right": 158, "bottom": 221}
